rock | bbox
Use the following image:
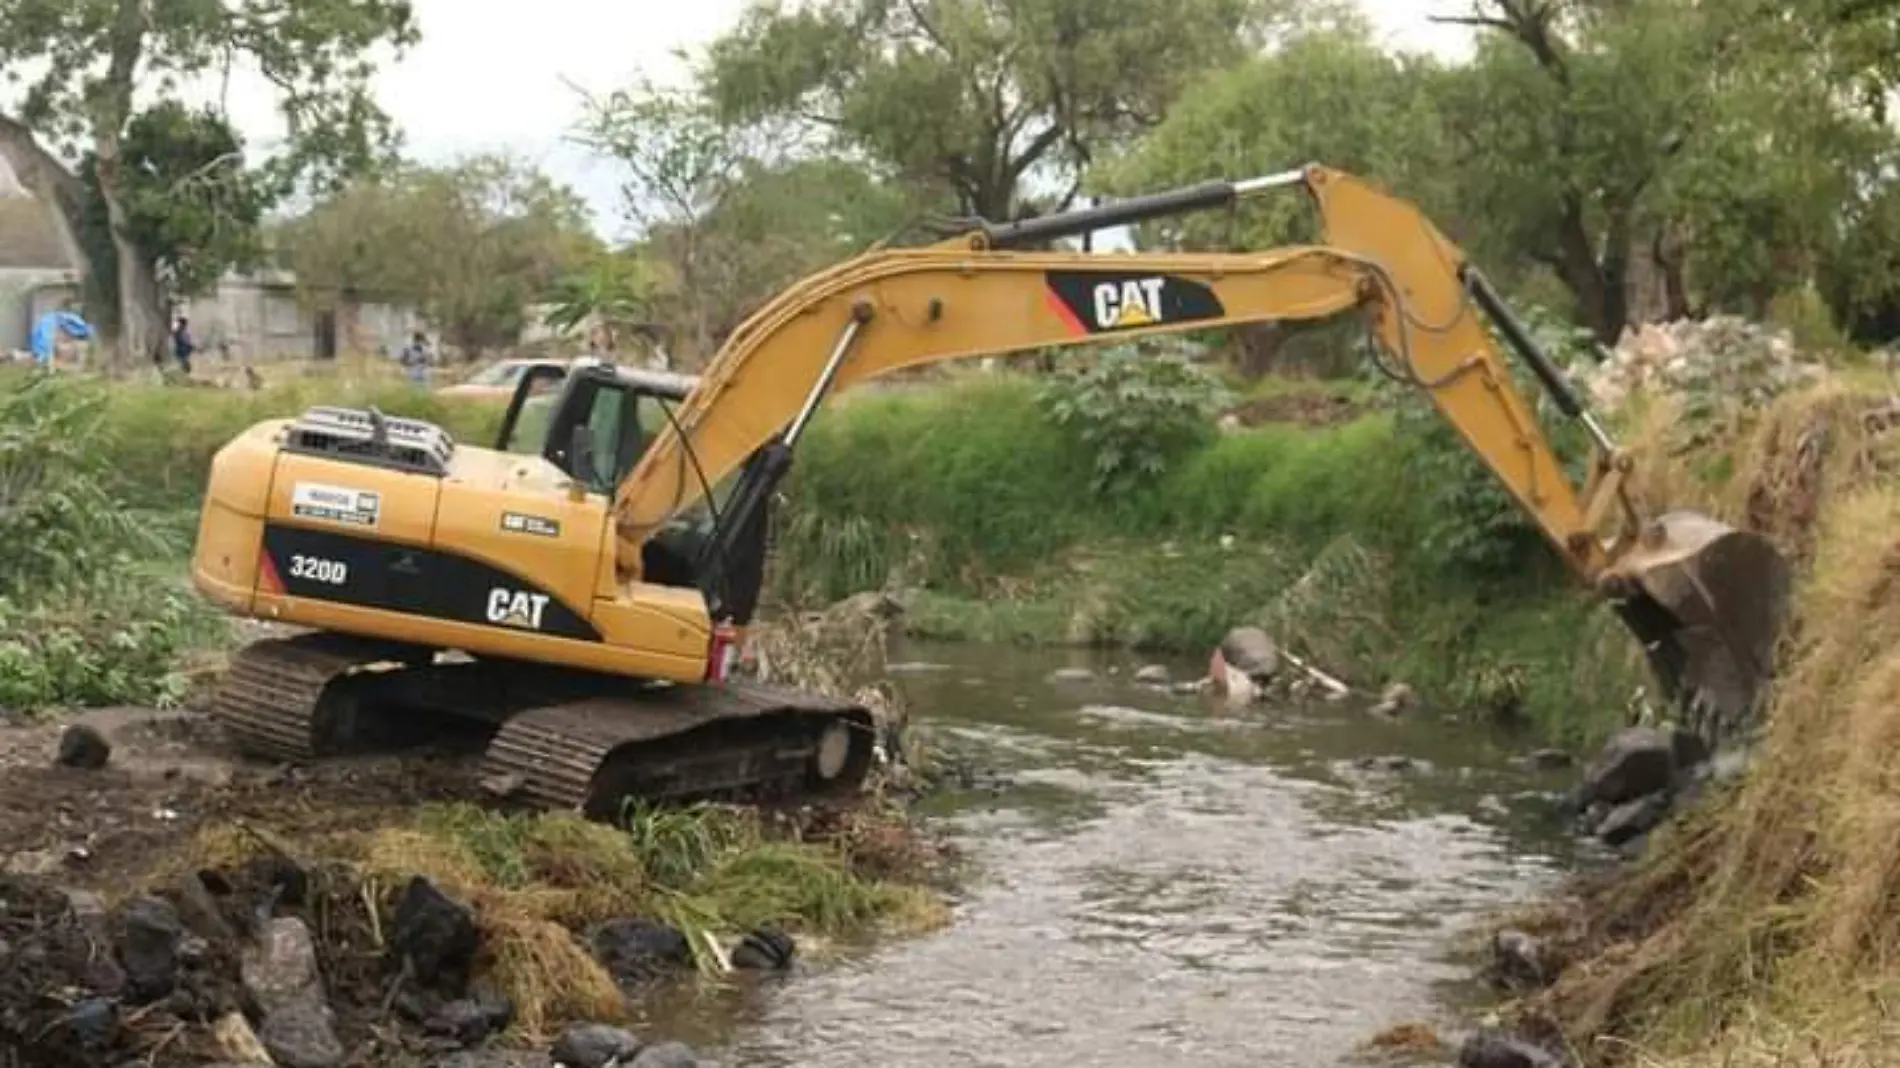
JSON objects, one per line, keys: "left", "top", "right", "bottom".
{"left": 259, "top": 999, "right": 345, "bottom": 1068}
{"left": 1209, "top": 661, "right": 1257, "bottom": 704}
{"left": 591, "top": 918, "right": 692, "bottom": 985}
{"left": 1457, "top": 1030, "right": 1562, "bottom": 1068}
{"left": 1371, "top": 682, "right": 1415, "bottom": 717}
{"left": 389, "top": 876, "right": 479, "bottom": 993}
{"left": 175, "top": 871, "right": 240, "bottom": 943}
{"left": 1598, "top": 792, "right": 1673, "bottom": 847}
{"left": 242, "top": 917, "right": 324, "bottom": 1015}
{"left": 1047, "top": 667, "right": 1095, "bottom": 682}
{"left": 4, "top": 850, "right": 61, "bottom": 875}
{"left": 1216, "top": 626, "right": 1280, "bottom": 680}
{"left": 68, "top": 997, "right": 117, "bottom": 1049}
{"left": 1133, "top": 664, "right": 1171, "bottom": 685}
{"left": 1490, "top": 929, "right": 1548, "bottom": 990}
{"left": 64, "top": 889, "right": 107, "bottom": 930}
{"left": 55, "top": 724, "right": 110, "bottom": 769}
{"left": 551, "top": 1023, "right": 641, "bottom": 1068}
{"left": 209, "top": 1010, "right": 272, "bottom": 1063}
{"left": 114, "top": 895, "right": 184, "bottom": 1002}
{"left": 1526, "top": 748, "right": 1573, "bottom": 770}
{"left": 1580, "top": 727, "right": 1677, "bottom": 807}
{"left": 436, "top": 1054, "right": 554, "bottom": 1068}
{"left": 729, "top": 925, "right": 795, "bottom": 971}
{"left": 1171, "top": 678, "right": 1208, "bottom": 696}
{"left": 629, "top": 1042, "right": 702, "bottom": 1068}
{"left": 425, "top": 990, "right": 515, "bottom": 1046}
{"left": 245, "top": 854, "right": 310, "bottom": 909}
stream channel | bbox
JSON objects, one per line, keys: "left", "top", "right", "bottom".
{"left": 649, "top": 638, "right": 1584, "bottom": 1067}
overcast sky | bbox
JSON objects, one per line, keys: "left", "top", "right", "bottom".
{"left": 182, "top": 0, "right": 1475, "bottom": 239}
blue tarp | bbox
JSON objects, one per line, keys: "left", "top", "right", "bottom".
{"left": 29, "top": 310, "right": 92, "bottom": 367}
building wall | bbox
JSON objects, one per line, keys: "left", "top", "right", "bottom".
{"left": 0, "top": 267, "right": 80, "bottom": 355}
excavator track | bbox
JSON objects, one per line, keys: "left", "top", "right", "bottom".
{"left": 208, "top": 631, "right": 880, "bottom": 818}
{"left": 481, "top": 683, "right": 877, "bottom": 817}
{"left": 210, "top": 631, "right": 421, "bottom": 761}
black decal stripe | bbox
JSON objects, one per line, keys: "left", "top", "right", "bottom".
{"left": 1044, "top": 271, "right": 1226, "bottom": 334}
{"left": 261, "top": 523, "right": 603, "bottom": 641}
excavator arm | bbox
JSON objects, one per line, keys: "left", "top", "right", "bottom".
{"left": 615, "top": 163, "right": 1790, "bottom": 730}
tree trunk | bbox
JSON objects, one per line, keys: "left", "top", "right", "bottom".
{"left": 91, "top": 129, "right": 165, "bottom": 369}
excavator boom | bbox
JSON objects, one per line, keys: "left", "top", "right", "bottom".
{"left": 187, "top": 162, "right": 1786, "bottom": 822}
{"left": 615, "top": 163, "right": 1789, "bottom": 730}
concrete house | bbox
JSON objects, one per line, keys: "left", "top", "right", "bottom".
{"left": 0, "top": 153, "right": 421, "bottom": 362}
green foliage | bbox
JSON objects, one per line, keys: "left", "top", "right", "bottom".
{"left": 1380, "top": 307, "right": 1597, "bottom": 586}
{"left": 1035, "top": 349, "right": 1231, "bottom": 497}
{"left": 541, "top": 251, "right": 662, "bottom": 342}
{"left": 280, "top": 153, "right": 599, "bottom": 354}
{"left": 76, "top": 102, "right": 272, "bottom": 318}
{"left": 0, "top": 374, "right": 226, "bottom": 711}
{"left": 1103, "top": 24, "right": 1459, "bottom": 250}
{"left": 697, "top": 0, "right": 1346, "bottom": 218}
{"left": 0, "top": 0, "right": 417, "bottom": 187}
{"left": 775, "top": 361, "right": 1649, "bottom": 743}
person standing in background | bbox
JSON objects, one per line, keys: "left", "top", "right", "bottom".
{"left": 400, "top": 331, "right": 433, "bottom": 387}
{"left": 171, "top": 316, "right": 196, "bottom": 375}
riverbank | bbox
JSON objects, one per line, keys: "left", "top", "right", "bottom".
{"left": 774, "top": 340, "right": 1644, "bottom": 750}
{"left": 1484, "top": 375, "right": 1900, "bottom": 1066}
{"left": 0, "top": 366, "right": 963, "bottom": 1065}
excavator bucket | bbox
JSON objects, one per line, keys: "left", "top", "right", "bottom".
{"left": 1600, "top": 510, "right": 1793, "bottom": 736}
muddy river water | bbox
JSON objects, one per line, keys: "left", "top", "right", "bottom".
{"left": 653, "top": 639, "right": 1583, "bottom": 1067}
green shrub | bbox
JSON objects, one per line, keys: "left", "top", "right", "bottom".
{"left": 1034, "top": 347, "right": 1232, "bottom": 497}
{"left": 0, "top": 373, "right": 228, "bottom": 712}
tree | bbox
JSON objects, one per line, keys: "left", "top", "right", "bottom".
{"left": 75, "top": 101, "right": 272, "bottom": 319}
{"left": 578, "top": 83, "right": 926, "bottom": 362}
{"left": 1428, "top": 0, "right": 1883, "bottom": 341}
{"left": 1105, "top": 26, "right": 1458, "bottom": 250}
{"left": 698, "top": 0, "right": 1357, "bottom": 222}
{"left": 280, "top": 154, "right": 599, "bottom": 356}
{"left": 0, "top": 0, "right": 418, "bottom": 364}
{"left": 542, "top": 249, "right": 665, "bottom": 352}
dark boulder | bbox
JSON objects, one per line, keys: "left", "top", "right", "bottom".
{"left": 550, "top": 1022, "right": 641, "bottom": 1068}
{"left": 1458, "top": 1030, "right": 1563, "bottom": 1068}
{"left": 389, "top": 876, "right": 479, "bottom": 993}
{"left": 590, "top": 918, "right": 692, "bottom": 986}
{"left": 114, "top": 895, "right": 184, "bottom": 1002}
{"left": 1579, "top": 727, "right": 1675, "bottom": 807}
{"left": 55, "top": 724, "right": 110, "bottom": 769}
{"left": 729, "top": 924, "right": 795, "bottom": 971}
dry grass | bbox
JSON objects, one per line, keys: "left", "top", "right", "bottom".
{"left": 1528, "top": 380, "right": 1900, "bottom": 1065}
{"left": 138, "top": 606, "right": 954, "bottom": 1043}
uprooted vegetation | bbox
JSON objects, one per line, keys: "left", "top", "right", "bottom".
{"left": 1483, "top": 378, "right": 1900, "bottom": 1065}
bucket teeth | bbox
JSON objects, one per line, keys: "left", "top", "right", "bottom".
{"left": 1604, "top": 510, "right": 1793, "bottom": 738}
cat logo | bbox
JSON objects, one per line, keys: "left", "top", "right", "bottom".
{"left": 485, "top": 587, "right": 550, "bottom": 630}
{"left": 1091, "top": 277, "right": 1167, "bottom": 330}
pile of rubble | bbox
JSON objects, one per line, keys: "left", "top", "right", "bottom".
{"left": 1573, "top": 316, "right": 1830, "bottom": 418}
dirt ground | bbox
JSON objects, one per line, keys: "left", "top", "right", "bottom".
{"left": 0, "top": 704, "right": 481, "bottom": 893}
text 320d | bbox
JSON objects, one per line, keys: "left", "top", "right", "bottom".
{"left": 288, "top": 554, "right": 349, "bottom": 585}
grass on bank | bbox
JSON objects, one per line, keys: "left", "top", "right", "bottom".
{"left": 772, "top": 350, "right": 1651, "bottom": 746}
{"left": 1509, "top": 381, "right": 1900, "bottom": 1065}
{"left": 174, "top": 795, "right": 951, "bottom": 1039}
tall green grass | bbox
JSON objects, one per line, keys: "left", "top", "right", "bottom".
{"left": 32, "top": 371, "right": 508, "bottom": 507}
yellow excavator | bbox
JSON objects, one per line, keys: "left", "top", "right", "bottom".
{"left": 189, "top": 163, "right": 1790, "bottom": 817}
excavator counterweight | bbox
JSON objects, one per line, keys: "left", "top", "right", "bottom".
{"left": 188, "top": 163, "right": 1790, "bottom": 820}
